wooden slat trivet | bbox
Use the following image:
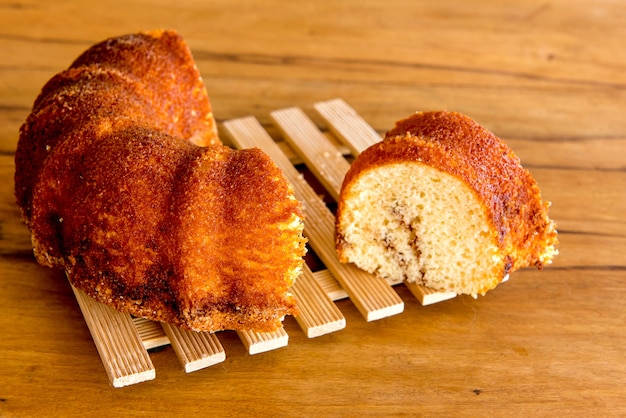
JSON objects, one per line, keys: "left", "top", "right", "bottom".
{"left": 312, "top": 98, "right": 457, "bottom": 306}
{"left": 223, "top": 116, "right": 405, "bottom": 322}
{"left": 71, "top": 98, "right": 459, "bottom": 388}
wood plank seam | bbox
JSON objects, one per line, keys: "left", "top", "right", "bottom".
{"left": 160, "top": 323, "right": 226, "bottom": 373}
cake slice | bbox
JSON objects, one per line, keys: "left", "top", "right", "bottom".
{"left": 335, "top": 111, "right": 558, "bottom": 297}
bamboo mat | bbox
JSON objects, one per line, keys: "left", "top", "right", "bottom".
{"left": 73, "top": 99, "right": 457, "bottom": 388}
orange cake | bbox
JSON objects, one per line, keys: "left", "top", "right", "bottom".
{"left": 15, "top": 30, "right": 307, "bottom": 332}
{"left": 335, "top": 111, "right": 558, "bottom": 297}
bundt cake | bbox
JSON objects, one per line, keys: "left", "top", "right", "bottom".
{"left": 335, "top": 111, "right": 558, "bottom": 297}
{"left": 15, "top": 30, "right": 307, "bottom": 332}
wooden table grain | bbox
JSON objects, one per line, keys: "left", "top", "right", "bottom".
{"left": 1, "top": 0, "right": 625, "bottom": 416}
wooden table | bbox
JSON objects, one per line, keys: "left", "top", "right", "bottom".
{"left": 1, "top": 0, "right": 625, "bottom": 416}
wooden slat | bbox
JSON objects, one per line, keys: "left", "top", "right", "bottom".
{"left": 132, "top": 318, "right": 170, "bottom": 350}
{"left": 223, "top": 116, "right": 404, "bottom": 322}
{"left": 314, "top": 98, "right": 458, "bottom": 306}
{"left": 292, "top": 265, "right": 346, "bottom": 338}
{"left": 312, "top": 269, "right": 348, "bottom": 301}
{"left": 314, "top": 98, "right": 382, "bottom": 155}
{"left": 236, "top": 327, "right": 290, "bottom": 355}
{"left": 403, "top": 282, "right": 456, "bottom": 306}
{"left": 70, "top": 285, "right": 155, "bottom": 388}
{"left": 160, "top": 324, "right": 226, "bottom": 373}
{"left": 271, "top": 107, "right": 348, "bottom": 201}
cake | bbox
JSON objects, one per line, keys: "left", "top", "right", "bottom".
{"left": 14, "top": 30, "right": 307, "bottom": 332}
{"left": 335, "top": 111, "right": 558, "bottom": 297}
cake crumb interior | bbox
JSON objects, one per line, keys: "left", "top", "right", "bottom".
{"left": 339, "top": 163, "right": 503, "bottom": 296}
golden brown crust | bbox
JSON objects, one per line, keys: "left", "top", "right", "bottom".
{"left": 167, "top": 146, "right": 305, "bottom": 331}
{"left": 16, "top": 30, "right": 218, "bottom": 224}
{"left": 15, "top": 66, "right": 156, "bottom": 224}
{"left": 69, "top": 30, "right": 218, "bottom": 146}
{"left": 337, "top": 111, "right": 558, "bottom": 286}
{"left": 15, "top": 30, "right": 306, "bottom": 332}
